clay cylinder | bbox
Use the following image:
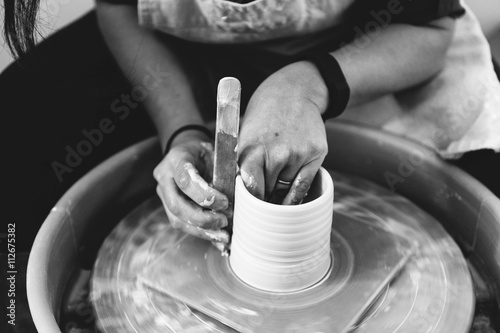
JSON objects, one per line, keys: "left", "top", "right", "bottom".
{"left": 229, "top": 167, "right": 334, "bottom": 292}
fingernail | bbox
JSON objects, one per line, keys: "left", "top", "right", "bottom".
{"left": 212, "top": 197, "right": 229, "bottom": 211}
{"left": 215, "top": 217, "right": 228, "bottom": 229}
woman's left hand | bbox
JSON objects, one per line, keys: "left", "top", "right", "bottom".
{"left": 238, "top": 61, "right": 329, "bottom": 204}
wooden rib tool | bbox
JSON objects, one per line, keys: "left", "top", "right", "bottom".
{"left": 213, "top": 77, "right": 241, "bottom": 245}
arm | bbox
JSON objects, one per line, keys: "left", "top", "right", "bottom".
{"left": 96, "top": 2, "right": 229, "bottom": 242}
{"left": 238, "top": 18, "right": 455, "bottom": 203}
{"left": 334, "top": 18, "right": 456, "bottom": 107}
{"left": 282, "top": 18, "right": 456, "bottom": 111}
{"left": 95, "top": 1, "right": 205, "bottom": 148}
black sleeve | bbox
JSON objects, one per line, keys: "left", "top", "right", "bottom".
{"left": 345, "top": 0, "right": 465, "bottom": 29}
{"left": 380, "top": 0, "right": 465, "bottom": 25}
{"left": 98, "top": 0, "right": 137, "bottom": 4}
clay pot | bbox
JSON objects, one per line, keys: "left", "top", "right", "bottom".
{"left": 229, "top": 167, "right": 334, "bottom": 292}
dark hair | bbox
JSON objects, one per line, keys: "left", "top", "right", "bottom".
{"left": 3, "top": 0, "right": 41, "bottom": 58}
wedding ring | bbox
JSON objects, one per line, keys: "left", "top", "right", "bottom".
{"left": 277, "top": 179, "right": 292, "bottom": 186}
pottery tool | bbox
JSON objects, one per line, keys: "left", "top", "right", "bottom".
{"left": 212, "top": 77, "right": 241, "bottom": 235}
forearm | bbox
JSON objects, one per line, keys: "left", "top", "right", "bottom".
{"left": 95, "top": 2, "right": 205, "bottom": 148}
{"left": 333, "top": 18, "right": 456, "bottom": 107}
{"left": 277, "top": 18, "right": 456, "bottom": 114}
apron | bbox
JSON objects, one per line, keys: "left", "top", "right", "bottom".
{"left": 138, "top": 0, "right": 355, "bottom": 43}
{"left": 139, "top": 0, "right": 500, "bottom": 158}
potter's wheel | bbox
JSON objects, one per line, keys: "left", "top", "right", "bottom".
{"left": 91, "top": 170, "right": 474, "bottom": 333}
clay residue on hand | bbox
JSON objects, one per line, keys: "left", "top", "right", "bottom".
{"left": 240, "top": 169, "right": 256, "bottom": 190}
{"left": 197, "top": 227, "right": 229, "bottom": 243}
{"left": 199, "top": 196, "right": 216, "bottom": 207}
{"left": 212, "top": 241, "right": 230, "bottom": 256}
{"left": 287, "top": 173, "right": 305, "bottom": 205}
{"left": 184, "top": 162, "right": 210, "bottom": 190}
{"left": 200, "top": 141, "right": 214, "bottom": 152}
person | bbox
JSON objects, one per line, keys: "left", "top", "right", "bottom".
{"left": 2, "top": 0, "right": 500, "bottom": 251}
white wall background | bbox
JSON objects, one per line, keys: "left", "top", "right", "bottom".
{"left": 466, "top": 0, "right": 500, "bottom": 38}
{"left": 0, "top": 0, "right": 499, "bottom": 72}
{"left": 0, "top": 0, "right": 94, "bottom": 71}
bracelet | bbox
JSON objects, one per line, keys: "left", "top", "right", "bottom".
{"left": 303, "top": 53, "right": 351, "bottom": 121}
{"left": 164, "top": 124, "right": 213, "bottom": 155}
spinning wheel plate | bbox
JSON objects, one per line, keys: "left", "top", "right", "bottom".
{"left": 91, "top": 171, "right": 474, "bottom": 333}
{"left": 138, "top": 205, "right": 413, "bottom": 332}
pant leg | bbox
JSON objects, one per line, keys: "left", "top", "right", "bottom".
{"left": 1, "top": 10, "right": 155, "bottom": 251}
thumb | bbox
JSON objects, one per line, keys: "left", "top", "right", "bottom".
{"left": 238, "top": 150, "right": 266, "bottom": 200}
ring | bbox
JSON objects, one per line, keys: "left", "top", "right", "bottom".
{"left": 277, "top": 179, "right": 292, "bottom": 186}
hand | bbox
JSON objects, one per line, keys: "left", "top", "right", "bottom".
{"left": 238, "top": 61, "right": 329, "bottom": 204}
{"left": 154, "top": 130, "right": 230, "bottom": 243}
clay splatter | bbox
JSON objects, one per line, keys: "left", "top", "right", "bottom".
{"left": 200, "top": 141, "right": 214, "bottom": 151}
{"left": 185, "top": 163, "right": 210, "bottom": 190}
{"left": 200, "top": 196, "right": 216, "bottom": 207}
{"left": 197, "top": 227, "right": 229, "bottom": 243}
{"left": 240, "top": 169, "right": 256, "bottom": 190}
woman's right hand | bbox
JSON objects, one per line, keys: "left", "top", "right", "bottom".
{"left": 154, "top": 130, "right": 230, "bottom": 244}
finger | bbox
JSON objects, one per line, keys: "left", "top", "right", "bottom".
{"left": 173, "top": 161, "right": 229, "bottom": 211}
{"left": 163, "top": 202, "right": 230, "bottom": 243}
{"left": 268, "top": 162, "right": 301, "bottom": 204}
{"left": 238, "top": 149, "right": 266, "bottom": 200}
{"left": 282, "top": 161, "right": 323, "bottom": 205}
{"left": 156, "top": 179, "right": 228, "bottom": 229}
{"left": 197, "top": 141, "right": 216, "bottom": 182}
{"left": 261, "top": 147, "right": 292, "bottom": 198}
